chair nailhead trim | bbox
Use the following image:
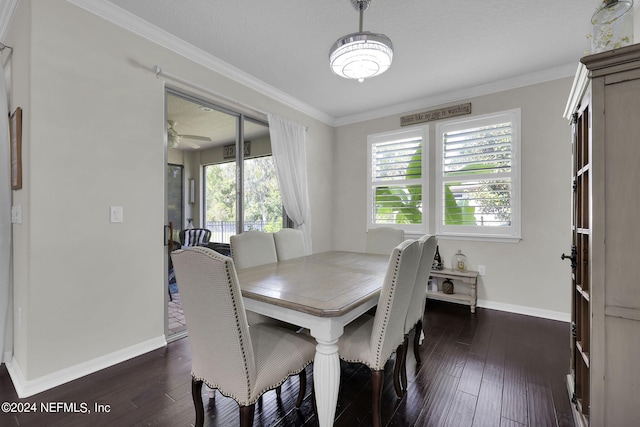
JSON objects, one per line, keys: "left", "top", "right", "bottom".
{"left": 224, "top": 259, "right": 253, "bottom": 396}
{"left": 374, "top": 247, "right": 402, "bottom": 364}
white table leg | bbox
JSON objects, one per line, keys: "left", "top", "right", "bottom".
{"left": 312, "top": 338, "right": 340, "bottom": 427}
{"left": 471, "top": 282, "right": 477, "bottom": 314}
{"left": 241, "top": 293, "right": 374, "bottom": 426}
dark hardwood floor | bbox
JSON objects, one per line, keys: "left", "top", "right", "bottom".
{"left": 0, "top": 301, "right": 574, "bottom": 426}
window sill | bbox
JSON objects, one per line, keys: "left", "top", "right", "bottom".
{"left": 436, "top": 234, "right": 521, "bottom": 243}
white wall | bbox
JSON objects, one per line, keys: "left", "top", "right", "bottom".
{"left": 333, "top": 78, "right": 573, "bottom": 319}
{"left": 6, "top": 0, "right": 334, "bottom": 394}
{"left": 4, "top": 0, "right": 31, "bottom": 373}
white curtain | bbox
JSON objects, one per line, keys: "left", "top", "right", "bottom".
{"left": 267, "top": 114, "right": 312, "bottom": 254}
{"left": 0, "top": 61, "right": 12, "bottom": 363}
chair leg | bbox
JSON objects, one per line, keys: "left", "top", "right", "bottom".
{"left": 296, "top": 369, "right": 307, "bottom": 408}
{"left": 393, "top": 341, "right": 405, "bottom": 397}
{"left": 239, "top": 404, "right": 255, "bottom": 427}
{"left": 400, "top": 335, "right": 409, "bottom": 392}
{"left": 191, "top": 378, "right": 204, "bottom": 427}
{"left": 413, "top": 319, "right": 423, "bottom": 365}
{"left": 371, "top": 370, "right": 384, "bottom": 427}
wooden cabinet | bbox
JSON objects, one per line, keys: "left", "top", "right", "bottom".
{"left": 564, "top": 44, "right": 640, "bottom": 427}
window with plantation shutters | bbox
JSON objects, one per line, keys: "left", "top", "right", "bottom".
{"left": 436, "top": 109, "right": 521, "bottom": 240}
{"left": 367, "top": 126, "right": 428, "bottom": 233}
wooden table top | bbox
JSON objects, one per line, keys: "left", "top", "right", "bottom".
{"left": 237, "top": 251, "right": 390, "bottom": 317}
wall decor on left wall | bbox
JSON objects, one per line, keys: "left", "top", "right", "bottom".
{"left": 10, "top": 106, "right": 22, "bottom": 190}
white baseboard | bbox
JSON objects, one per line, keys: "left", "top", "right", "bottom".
{"left": 6, "top": 335, "right": 167, "bottom": 398}
{"left": 477, "top": 299, "right": 570, "bottom": 322}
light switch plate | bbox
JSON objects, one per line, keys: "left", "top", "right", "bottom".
{"left": 11, "top": 205, "right": 22, "bottom": 224}
{"left": 110, "top": 206, "right": 123, "bottom": 223}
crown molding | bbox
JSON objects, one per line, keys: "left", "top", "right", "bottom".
{"left": 334, "top": 62, "right": 579, "bottom": 127}
{"left": 563, "top": 62, "right": 589, "bottom": 120}
{"left": 0, "top": 0, "right": 19, "bottom": 42}
{"left": 66, "top": 0, "right": 336, "bottom": 126}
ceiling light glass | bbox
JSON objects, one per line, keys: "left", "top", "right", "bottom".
{"left": 592, "top": 0, "right": 633, "bottom": 24}
{"left": 329, "top": 1, "right": 393, "bottom": 82}
{"left": 591, "top": 0, "right": 634, "bottom": 53}
{"left": 330, "top": 32, "right": 393, "bottom": 82}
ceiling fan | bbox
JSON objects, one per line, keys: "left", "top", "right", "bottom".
{"left": 167, "top": 120, "right": 212, "bottom": 149}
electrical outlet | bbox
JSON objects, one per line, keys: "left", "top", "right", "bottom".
{"left": 478, "top": 265, "right": 486, "bottom": 275}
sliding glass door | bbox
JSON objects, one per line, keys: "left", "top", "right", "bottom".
{"left": 165, "top": 88, "right": 284, "bottom": 340}
{"left": 203, "top": 117, "right": 283, "bottom": 243}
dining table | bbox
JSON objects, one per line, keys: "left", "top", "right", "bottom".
{"left": 236, "top": 250, "right": 390, "bottom": 427}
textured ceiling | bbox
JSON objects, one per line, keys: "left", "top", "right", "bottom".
{"left": 106, "top": 0, "right": 601, "bottom": 125}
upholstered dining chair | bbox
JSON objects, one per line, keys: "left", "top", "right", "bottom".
{"left": 273, "top": 228, "right": 306, "bottom": 261}
{"left": 230, "top": 231, "right": 295, "bottom": 327}
{"left": 170, "top": 228, "right": 212, "bottom": 301}
{"left": 230, "top": 230, "right": 277, "bottom": 269}
{"left": 337, "top": 239, "right": 421, "bottom": 427}
{"left": 179, "top": 228, "right": 212, "bottom": 248}
{"left": 170, "top": 246, "right": 316, "bottom": 427}
{"left": 399, "top": 234, "right": 438, "bottom": 392}
{"left": 365, "top": 227, "right": 405, "bottom": 255}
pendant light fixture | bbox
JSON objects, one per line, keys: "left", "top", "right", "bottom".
{"left": 329, "top": 0, "right": 393, "bottom": 82}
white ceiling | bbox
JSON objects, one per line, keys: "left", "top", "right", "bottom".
{"left": 104, "top": 0, "right": 601, "bottom": 125}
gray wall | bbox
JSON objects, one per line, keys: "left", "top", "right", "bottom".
{"left": 6, "top": 0, "right": 333, "bottom": 394}
{"left": 333, "top": 79, "right": 573, "bottom": 318}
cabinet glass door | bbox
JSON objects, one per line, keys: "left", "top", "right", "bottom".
{"left": 567, "top": 104, "right": 591, "bottom": 419}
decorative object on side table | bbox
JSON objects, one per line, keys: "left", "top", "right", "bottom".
{"left": 442, "top": 278, "right": 454, "bottom": 294}
{"left": 452, "top": 249, "right": 467, "bottom": 272}
{"left": 591, "top": 0, "right": 634, "bottom": 54}
{"left": 432, "top": 245, "right": 443, "bottom": 270}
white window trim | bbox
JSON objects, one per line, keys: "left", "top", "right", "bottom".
{"left": 366, "top": 125, "right": 429, "bottom": 234}
{"left": 435, "top": 109, "right": 521, "bottom": 242}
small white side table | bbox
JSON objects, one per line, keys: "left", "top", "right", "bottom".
{"left": 428, "top": 268, "right": 479, "bottom": 313}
